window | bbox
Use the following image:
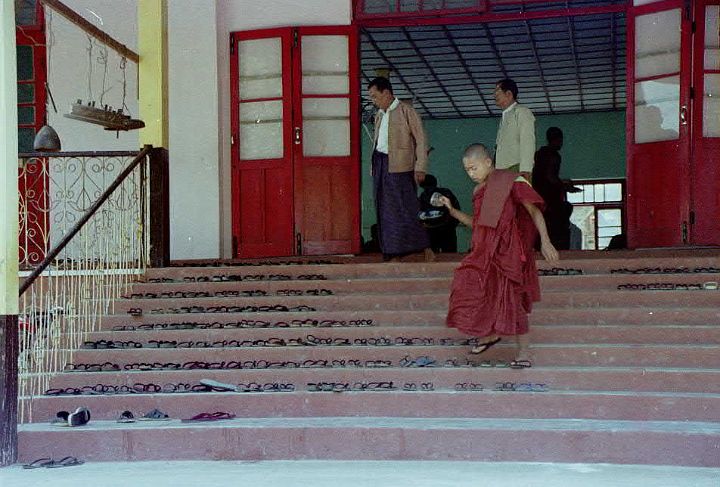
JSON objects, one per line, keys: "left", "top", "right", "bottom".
{"left": 567, "top": 180, "right": 625, "bottom": 250}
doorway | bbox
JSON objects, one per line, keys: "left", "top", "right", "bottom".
{"left": 627, "top": 0, "right": 720, "bottom": 248}
{"left": 230, "top": 26, "right": 360, "bottom": 258}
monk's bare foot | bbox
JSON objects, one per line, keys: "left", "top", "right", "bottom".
{"left": 469, "top": 336, "right": 500, "bottom": 354}
{"left": 424, "top": 248, "right": 436, "bottom": 262}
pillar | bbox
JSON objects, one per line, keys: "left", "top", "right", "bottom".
{"left": 0, "top": 0, "right": 20, "bottom": 467}
{"left": 138, "top": 0, "right": 169, "bottom": 148}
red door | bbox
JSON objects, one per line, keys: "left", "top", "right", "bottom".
{"left": 691, "top": 0, "right": 720, "bottom": 245}
{"left": 292, "top": 27, "right": 360, "bottom": 255}
{"left": 627, "top": 0, "right": 693, "bottom": 248}
{"left": 231, "top": 27, "right": 360, "bottom": 258}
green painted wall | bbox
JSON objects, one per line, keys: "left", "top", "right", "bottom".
{"left": 361, "top": 110, "right": 626, "bottom": 251}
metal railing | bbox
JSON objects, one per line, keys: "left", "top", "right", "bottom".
{"left": 17, "top": 146, "right": 152, "bottom": 422}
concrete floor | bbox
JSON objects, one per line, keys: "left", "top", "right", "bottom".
{"left": 1, "top": 461, "right": 719, "bottom": 487}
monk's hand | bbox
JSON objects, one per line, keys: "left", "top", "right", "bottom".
{"left": 437, "top": 195, "right": 453, "bottom": 210}
{"left": 540, "top": 239, "right": 559, "bottom": 262}
{"left": 415, "top": 171, "right": 426, "bottom": 185}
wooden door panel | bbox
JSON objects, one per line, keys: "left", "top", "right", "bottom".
{"left": 628, "top": 142, "right": 687, "bottom": 246}
{"left": 299, "top": 162, "right": 356, "bottom": 254}
{"left": 237, "top": 166, "right": 294, "bottom": 257}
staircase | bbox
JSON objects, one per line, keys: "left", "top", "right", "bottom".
{"left": 17, "top": 253, "right": 720, "bottom": 466}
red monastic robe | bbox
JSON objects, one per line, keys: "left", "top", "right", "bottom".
{"left": 446, "top": 170, "right": 545, "bottom": 337}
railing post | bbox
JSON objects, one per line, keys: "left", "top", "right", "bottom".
{"left": 149, "top": 147, "right": 170, "bottom": 267}
{"left": 1, "top": 0, "right": 20, "bottom": 466}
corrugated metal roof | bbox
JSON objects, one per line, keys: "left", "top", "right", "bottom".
{"left": 361, "top": 1, "right": 627, "bottom": 119}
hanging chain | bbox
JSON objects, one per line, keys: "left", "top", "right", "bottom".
{"left": 86, "top": 35, "right": 94, "bottom": 101}
{"left": 98, "top": 44, "right": 110, "bottom": 106}
{"left": 120, "top": 57, "right": 129, "bottom": 115}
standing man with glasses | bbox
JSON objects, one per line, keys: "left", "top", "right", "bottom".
{"left": 367, "top": 77, "right": 434, "bottom": 262}
{"left": 494, "top": 78, "right": 536, "bottom": 181}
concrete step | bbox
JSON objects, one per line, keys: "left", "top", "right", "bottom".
{"left": 127, "top": 273, "right": 720, "bottom": 294}
{"left": 87, "top": 324, "right": 720, "bottom": 345}
{"left": 144, "top": 255, "right": 720, "bottom": 280}
{"left": 109, "top": 290, "right": 720, "bottom": 313}
{"left": 45, "top": 365, "right": 720, "bottom": 394}
{"left": 63, "top": 343, "right": 720, "bottom": 368}
{"left": 17, "top": 417, "right": 720, "bottom": 466}
{"left": 99, "top": 308, "right": 720, "bottom": 329}
{"left": 24, "top": 389, "right": 720, "bottom": 424}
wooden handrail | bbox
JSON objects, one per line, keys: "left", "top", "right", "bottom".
{"left": 39, "top": 0, "right": 140, "bottom": 63}
{"left": 19, "top": 145, "right": 153, "bottom": 296}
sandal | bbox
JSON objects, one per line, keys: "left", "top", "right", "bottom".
{"left": 117, "top": 410, "right": 135, "bottom": 423}
{"left": 22, "top": 458, "right": 55, "bottom": 469}
{"left": 470, "top": 337, "right": 501, "bottom": 354}
{"left": 45, "top": 456, "right": 85, "bottom": 468}
{"left": 139, "top": 408, "right": 170, "bottom": 421}
{"left": 509, "top": 359, "right": 532, "bottom": 369}
{"left": 181, "top": 411, "right": 236, "bottom": 422}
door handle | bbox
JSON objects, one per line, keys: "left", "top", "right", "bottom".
{"left": 294, "top": 127, "right": 301, "bottom": 144}
{"left": 680, "top": 105, "right": 688, "bottom": 126}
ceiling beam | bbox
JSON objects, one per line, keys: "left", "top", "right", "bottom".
{"left": 362, "top": 28, "right": 435, "bottom": 118}
{"left": 523, "top": 18, "right": 554, "bottom": 114}
{"left": 400, "top": 27, "right": 464, "bottom": 118}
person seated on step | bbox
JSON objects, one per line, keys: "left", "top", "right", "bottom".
{"left": 435, "top": 143, "right": 559, "bottom": 368}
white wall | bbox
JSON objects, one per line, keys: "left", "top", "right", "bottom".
{"left": 47, "top": 0, "right": 352, "bottom": 260}
{"left": 47, "top": 0, "right": 139, "bottom": 151}
{"left": 168, "top": 1, "right": 220, "bottom": 260}
{"left": 215, "top": 0, "right": 353, "bottom": 257}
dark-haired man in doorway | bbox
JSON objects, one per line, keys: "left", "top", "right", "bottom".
{"left": 368, "top": 77, "right": 434, "bottom": 262}
{"left": 532, "top": 127, "right": 580, "bottom": 250}
{"left": 494, "top": 78, "right": 536, "bottom": 181}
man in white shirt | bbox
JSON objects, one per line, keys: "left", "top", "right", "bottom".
{"left": 494, "top": 78, "right": 536, "bottom": 180}
{"left": 368, "top": 77, "right": 433, "bottom": 262}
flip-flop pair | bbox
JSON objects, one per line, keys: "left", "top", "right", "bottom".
{"left": 181, "top": 411, "right": 236, "bottom": 423}
{"left": 117, "top": 409, "right": 170, "bottom": 423}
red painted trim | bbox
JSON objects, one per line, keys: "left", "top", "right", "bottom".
{"left": 301, "top": 93, "right": 350, "bottom": 99}
{"left": 634, "top": 71, "right": 682, "bottom": 83}
{"left": 355, "top": 0, "right": 486, "bottom": 21}
{"left": 357, "top": 3, "right": 626, "bottom": 27}
{"left": 239, "top": 96, "right": 284, "bottom": 104}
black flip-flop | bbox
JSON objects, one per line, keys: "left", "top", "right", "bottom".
{"left": 45, "top": 456, "right": 84, "bottom": 468}
{"left": 139, "top": 408, "right": 170, "bottom": 421}
{"left": 68, "top": 407, "right": 91, "bottom": 426}
{"left": 23, "top": 458, "right": 54, "bottom": 469}
{"left": 117, "top": 410, "right": 135, "bottom": 423}
{"left": 470, "top": 337, "right": 501, "bottom": 355}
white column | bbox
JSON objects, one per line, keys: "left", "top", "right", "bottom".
{"left": 0, "top": 0, "right": 20, "bottom": 313}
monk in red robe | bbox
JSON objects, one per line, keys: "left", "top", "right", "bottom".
{"left": 437, "top": 143, "right": 559, "bottom": 368}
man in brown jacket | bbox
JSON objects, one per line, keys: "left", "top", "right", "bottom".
{"left": 368, "top": 77, "right": 433, "bottom": 262}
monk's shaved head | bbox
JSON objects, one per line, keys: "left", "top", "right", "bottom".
{"left": 464, "top": 143, "right": 492, "bottom": 161}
